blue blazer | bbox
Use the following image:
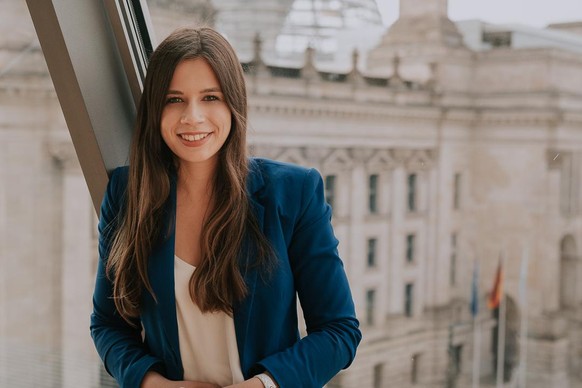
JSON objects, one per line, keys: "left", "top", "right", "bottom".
{"left": 91, "top": 158, "right": 361, "bottom": 388}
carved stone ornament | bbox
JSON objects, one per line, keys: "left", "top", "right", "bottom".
{"left": 405, "top": 149, "right": 435, "bottom": 170}
{"left": 366, "top": 149, "right": 397, "bottom": 169}
{"left": 321, "top": 148, "right": 354, "bottom": 169}
{"left": 275, "top": 147, "right": 308, "bottom": 165}
{"left": 250, "top": 145, "right": 437, "bottom": 171}
{"left": 47, "top": 141, "right": 81, "bottom": 173}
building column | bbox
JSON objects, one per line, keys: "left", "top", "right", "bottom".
{"left": 390, "top": 161, "right": 406, "bottom": 315}
{"left": 0, "top": 134, "right": 7, "bottom": 386}
{"left": 547, "top": 150, "right": 566, "bottom": 311}
{"left": 50, "top": 142, "right": 100, "bottom": 388}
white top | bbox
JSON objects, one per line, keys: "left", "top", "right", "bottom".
{"left": 174, "top": 255, "right": 245, "bottom": 386}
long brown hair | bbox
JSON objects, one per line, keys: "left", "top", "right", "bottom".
{"left": 106, "top": 27, "right": 273, "bottom": 323}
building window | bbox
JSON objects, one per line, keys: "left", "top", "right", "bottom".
{"left": 406, "top": 234, "right": 415, "bottom": 263}
{"left": 366, "top": 289, "right": 376, "bottom": 326}
{"left": 368, "top": 174, "right": 378, "bottom": 213}
{"left": 453, "top": 173, "right": 461, "bottom": 210}
{"left": 450, "top": 233, "right": 457, "bottom": 286}
{"left": 324, "top": 175, "right": 336, "bottom": 209}
{"left": 373, "top": 363, "right": 384, "bottom": 388}
{"left": 405, "top": 283, "right": 414, "bottom": 317}
{"left": 407, "top": 173, "right": 417, "bottom": 212}
{"left": 367, "top": 238, "right": 377, "bottom": 268}
{"left": 411, "top": 353, "right": 421, "bottom": 384}
{"left": 451, "top": 345, "right": 463, "bottom": 379}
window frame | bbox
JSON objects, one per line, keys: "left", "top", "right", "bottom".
{"left": 25, "top": 0, "right": 155, "bottom": 213}
{"left": 367, "top": 237, "right": 377, "bottom": 268}
{"left": 368, "top": 173, "right": 379, "bottom": 214}
{"left": 407, "top": 172, "right": 417, "bottom": 212}
{"left": 366, "top": 288, "right": 376, "bottom": 326}
{"left": 404, "top": 282, "right": 414, "bottom": 317}
{"left": 406, "top": 233, "right": 416, "bottom": 263}
{"left": 324, "top": 174, "right": 336, "bottom": 210}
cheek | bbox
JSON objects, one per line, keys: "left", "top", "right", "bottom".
{"left": 160, "top": 117, "right": 174, "bottom": 146}
{"left": 160, "top": 109, "right": 176, "bottom": 134}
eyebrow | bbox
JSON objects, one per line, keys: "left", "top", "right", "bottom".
{"left": 166, "top": 87, "right": 223, "bottom": 95}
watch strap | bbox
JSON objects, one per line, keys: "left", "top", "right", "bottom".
{"left": 254, "top": 373, "right": 277, "bottom": 388}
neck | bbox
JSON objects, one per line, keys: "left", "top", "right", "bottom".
{"left": 176, "top": 158, "right": 218, "bottom": 197}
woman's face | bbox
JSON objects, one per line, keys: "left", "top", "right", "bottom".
{"left": 160, "top": 58, "right": 232, "bottom": 169}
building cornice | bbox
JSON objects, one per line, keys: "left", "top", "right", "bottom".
{"left": 251, "top": 145, "right": 439, "bottom": 171}
{"left": 249, "top": 94, "right": 582, "bottom": 126}
{"left": 476, "top": 47, "right": 582, "bottom": 65}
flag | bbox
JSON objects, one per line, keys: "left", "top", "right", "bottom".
{"left": 470, "top": 261, "right": 479, "bottom": 317}
{"left": 487, "top": 259, "right": 503, "bottom": 309}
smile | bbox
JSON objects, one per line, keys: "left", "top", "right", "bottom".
{"left": 179, "top": 133, "right": 210, "bottom": 142}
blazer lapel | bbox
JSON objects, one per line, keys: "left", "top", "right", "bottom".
{"left": 147, "top": 161, "right": 266, "bottom": 379}
{"left": 234, "top": 159, "right": 265, "bottom": 377}
{"left": 148, "top": 173, "right": 182, "bottom": 377}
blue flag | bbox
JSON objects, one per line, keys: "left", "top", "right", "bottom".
{"left": 470, "top": 261, "right": 479, "bottom": 317}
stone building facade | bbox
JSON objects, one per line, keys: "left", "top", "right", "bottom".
{"left": 1, "top": 0, "right": 582, "bottom": 387}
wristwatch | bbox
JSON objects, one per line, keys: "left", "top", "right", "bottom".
{"left": 255, "top": 373, "right": 277, "bottom": 388}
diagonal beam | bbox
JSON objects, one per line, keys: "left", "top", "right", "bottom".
{"left": 25, "top": 0, "right": 154, "bottom": 213}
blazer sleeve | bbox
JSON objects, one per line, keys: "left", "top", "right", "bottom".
{"left": 90, "top": 167, "right": 165, "bottom": 388}
{"left": 256, "top": 168, "right": 362, "bottom": 387}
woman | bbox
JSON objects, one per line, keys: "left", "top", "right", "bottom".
{"left": 91, "top": 27, "right": 361, "bottom": 388}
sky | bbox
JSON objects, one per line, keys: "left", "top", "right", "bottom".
{"left": 376, "top": 0, "right": 582, "bottom": 28}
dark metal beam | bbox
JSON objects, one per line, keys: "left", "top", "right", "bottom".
{"left": 25, "top": 0, "right": 155, "bottom": 213}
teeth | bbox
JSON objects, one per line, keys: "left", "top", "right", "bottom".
{"left": 180, "top": 133, "right": 209, "bottom": 141}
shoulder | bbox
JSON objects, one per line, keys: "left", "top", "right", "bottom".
{"left": 249, "top": 157, "right": 321, "bottom": 183}
{"left": 248, "top": 158, "right": 326, "bottom": 213}
{"left": 107, "top": 166, "right": 129, "bottom": 195}
{"left": 109, "top": 165, "right": 129, "bottom": 184}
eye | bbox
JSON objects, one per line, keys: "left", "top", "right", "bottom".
{"left": 202, "top": 95, "right": 220, "bottom": 102}
{"left": 165, "top": 96, "right": 183, "bottom": 104}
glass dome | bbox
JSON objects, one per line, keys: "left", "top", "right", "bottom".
{"left": 275, "top": 0, "right": 384, "bottom": 59}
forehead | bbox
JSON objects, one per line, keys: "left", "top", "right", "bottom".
{"left": 168, "top": 58, "right": 221, "bottom": 90}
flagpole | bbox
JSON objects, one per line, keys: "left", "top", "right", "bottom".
{"left": 496, "top": 250, "right": 507, "bottom": 388}
{"left": 471, "top": 259, "right": 480, "bottom": 388}
{"left": 518, "top": 245, "right": 530, "bottom": 387}
{"left": 472, "top": 317, "right": 481, "bottom": 388}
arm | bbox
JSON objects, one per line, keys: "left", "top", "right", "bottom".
{"left": 90, "top": 167, "right": 165, "bottom": 388}
{"left": 254, "top": 168, "right": 362, "bottom": 387}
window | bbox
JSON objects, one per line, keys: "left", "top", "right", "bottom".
{"left": 453, "top": 173, "right": 461, "bottom": 210}
{"left": 451, "top": 345, "right": 463, "bottom": 378}
{"left": 367, "top": 238, "right": 377, "bottom": 268}
{"left": 324, "top": 175, "right": 336, "bottom": 209}
{"left": 450, "top": 233, "right": 457, "bottom": 286}
{"left": 368, "top": 174, "right": 378, "bottom": 213}
{"left": 373, "top": 363, "right": 384, "bottom": 388}
{"left": 366, "top": 289, "right": 376, "bottom": 326}
{"left": 407, "top": 173, "right": 417, "bottom": 212}
{"left": 411, "top": 353, "right": 421, "bottom": 384}
{"left": 406, "top": 234, "right": 415, "bottom": 263}
{"left": 404, "top": 283, "right": 414, "bottom": 317}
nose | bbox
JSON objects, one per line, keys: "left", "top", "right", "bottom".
{"left": 180, "top": 102, "right": 205, "bottom": 124}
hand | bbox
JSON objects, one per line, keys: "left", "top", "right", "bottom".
{"left": 223, "top": 377, "right": 263, "bottom": 388}
{"left": 170, "top": 383, "right": 220, "bottom": 388}
{"left": 141, "top": 371, "right": 220, "bottom": 388}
